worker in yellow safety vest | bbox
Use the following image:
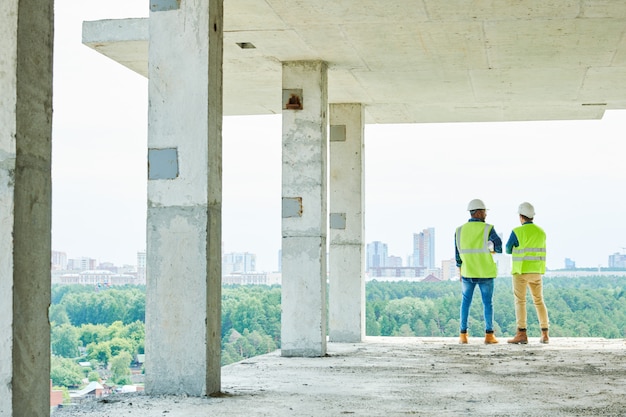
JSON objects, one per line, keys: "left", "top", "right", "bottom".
{"left": 505, "top": 202, "right": 549, "bottom": 344}
{"left": 455, "top": 199, "right": 502, "bottom": 345}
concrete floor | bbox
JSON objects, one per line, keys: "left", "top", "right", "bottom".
{"left": 55, "top": 337, "right": 626, "bottom": 417}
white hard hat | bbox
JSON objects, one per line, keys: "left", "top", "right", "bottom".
{"left": 467, "top": 199, "right": 487, "bottom": 211}
{"left": 518, "top": 202, "right": 535, "bottom": 218}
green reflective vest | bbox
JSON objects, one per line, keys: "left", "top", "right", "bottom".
{"left": 456, "top": 221, "right": 497, "bottom": 278}
{"left": 511, "top": 223, "right": 546, "bottom": 274}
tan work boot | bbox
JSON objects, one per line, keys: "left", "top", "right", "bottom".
{"left": 540, "top": 328, "right": 549, "bottom": 344}
{"left": 507, "top": 328, "right": 528, "bottom": 344}
{"left": 459, "top": 332, "right": 468, "bottom": 344}
{"left": 484, "top": 332, "right": 498, "bottom": 344}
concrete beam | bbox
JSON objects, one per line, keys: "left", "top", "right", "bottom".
{"left": 281, "top": 61, "right": 328, "bottom": 357}
{"left": 328, "top": 103, "right": 365, "bottom": 342}
{"left": 144, "top": 0, "right": 223, "bottom": 396}
{"left": 0, "top": 0, "right": 53, "bottom": 415}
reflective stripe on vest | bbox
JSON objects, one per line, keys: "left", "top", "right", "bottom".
{"left": 456, "top": 222, "right": 497, "bottom": 278}
{"left": 511, "top": 223, "right": 546, "bottom": 274}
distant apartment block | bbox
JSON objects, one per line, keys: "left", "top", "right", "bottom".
{"left": 65, "top": 260, "right": 136, "bottom": 276}
{"left": 366, "top": 241, "right": 388, "bottom": 271}
{"left": 223, "top": 252, "right": 256, "bottom": 274}
{"left": 137, "top": 251, "right": 146, "bottom": 284}
{"left": 387, "top": 255, "right": 403, "bottom": 268}
{"left": 441, "top": 259, "right": 457, "bottom": 281}
{"left": 223, "top": 272, "right": 281, "bottom": 285}
{"left": 67, "top": 257, "right": 97, "bottom": 271}
{"left": 368, "top": 266, "right": 425, "bottom": 279}
{"left": 565, "top": 258, "right": 576, "bottom": 269}
{"left": 609, "top": 253, "right": 626, "bottom": 268}
{"left": 412, "top": 228, "right": 435, "bottom": 269}
{"left": 55, "top": 270, "right": 138, "bottom": 286}
{"left": 51, "top": 250, "right": 67, "bottom": 270}
{"left": 97, "top": 262, "right": 119, "bottom": 273}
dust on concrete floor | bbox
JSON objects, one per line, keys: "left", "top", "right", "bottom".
{"left": 54, "top": 337, "right": 626, "bottom": 417}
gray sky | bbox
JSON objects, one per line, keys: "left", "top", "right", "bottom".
{"left": 52, "top": 1, "right": 626, "bottom": 272}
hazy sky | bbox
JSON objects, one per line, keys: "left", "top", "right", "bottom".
{"left": 52, "top": 1, "right": 626, "bottom": 272}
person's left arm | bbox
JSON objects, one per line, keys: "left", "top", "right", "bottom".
{"left": 505, "top": 231, "right": 518, "bottom": 255}
{"left": 489, "top": 227, "right": 503, "bottom": 254}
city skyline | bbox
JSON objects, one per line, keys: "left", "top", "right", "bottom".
{"left": 52, "top": 227, "right": 626, "bottom": 274}
{"left": 52, "top": 0, "right": 626, "bottom": 273}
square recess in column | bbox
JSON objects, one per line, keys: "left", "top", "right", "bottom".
{"left": 148, "top": 148, "right": 179, "bottom": 180}
{"left": 282, "top": 197, "right": 303, "bottom": 218}
{"left": 150, "top": 0, "right": 180, "bottom": 12}
{"left": 283, "top": 89, "right": 303, "bottom": 110}
{"left": 330, "top": 213, "right": 346, "bottom": 229}
{"left": 330, "top": 125, "right": 346, "bottom": 142}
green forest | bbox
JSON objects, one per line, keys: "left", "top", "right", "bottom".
{"left": 50, "top": 275, "right": 626, "bottom": 389}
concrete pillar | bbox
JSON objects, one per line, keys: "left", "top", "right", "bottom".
{"left": 281, "top": 61, "right": 328, "bottom": 357}
{"left": 145, "top": 0, "right": 223, "bottom": 396}
{"left": 328, "top": 104, "right": 365, "bottom": 342}
{"left": 1, "top": 0, "right": 53, "bottom": 415}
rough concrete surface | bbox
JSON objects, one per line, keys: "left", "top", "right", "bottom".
{"left": 54, "top": 337, "right": 626, "bottom": 416}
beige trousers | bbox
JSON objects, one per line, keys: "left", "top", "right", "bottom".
{"left": 512, "top": 273, "right": 549, "bottom": 329}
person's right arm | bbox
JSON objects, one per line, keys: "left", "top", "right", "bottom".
{"left": 505, "top": 231, "right": 518, "bottom": 255}
{"left": 455, "top": 232, "right": 462, "bottom": 267}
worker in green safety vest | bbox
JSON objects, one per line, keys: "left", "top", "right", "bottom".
{"left": 455, "top": 198, "right": 502, "bottom": 345}
{"left": 506, "top": 202, "right": 549, "bottom": 345}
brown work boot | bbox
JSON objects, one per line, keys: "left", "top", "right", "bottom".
{"left": 484, "top": 332, "right": 498, "bottom": 344}
{"left": 459, "top": 332, "right": 468, "bottom": 344}
{"left": 507, "top": 328, "right": 528, "bottom": 344}
{"left": 540, "top": 328, "right": 549, "bottom": 344}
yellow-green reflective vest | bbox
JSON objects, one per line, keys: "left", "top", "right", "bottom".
{"left": 456, "top": 222, "right": 497, "bottom": 278}
{"left": 511, "top": 223, "right": 546, "bottom": 274}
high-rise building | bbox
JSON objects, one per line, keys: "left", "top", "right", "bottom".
{"left": 223, "top": 252, "right": 256, "bottom": 274}
{"left": 51, "top": 250, "right": 67, "bottom": 270}
{"left": 137, "top": 251, "right": 147, "bottom": 284}
{"left": 366, "top": 241, "right": 388, "bottom": 271}
{"left": 412, "top": 228, "right": 435, "bottom": 269}
{"left": 608, "top": 253, "right": 626, "bottom": 269}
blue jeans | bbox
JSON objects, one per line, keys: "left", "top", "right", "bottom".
{"left": 459, "top": 277, "right": 495, "bottom": 333}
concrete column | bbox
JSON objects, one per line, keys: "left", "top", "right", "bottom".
{"left": 281, "top": 61, "right": 328, "bottom": 357}
{"left": 145, "top": 0, "right": 223, "bottom": 396}
{"left": 1, "top": 0, "right": 53, "bottom": 415}
{"left": 328, "top": 104, "right": 365, "bottom": 342}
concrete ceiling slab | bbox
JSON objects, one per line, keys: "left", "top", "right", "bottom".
{"left": 82, "top": 1, "right": 626, "bottom": 124}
